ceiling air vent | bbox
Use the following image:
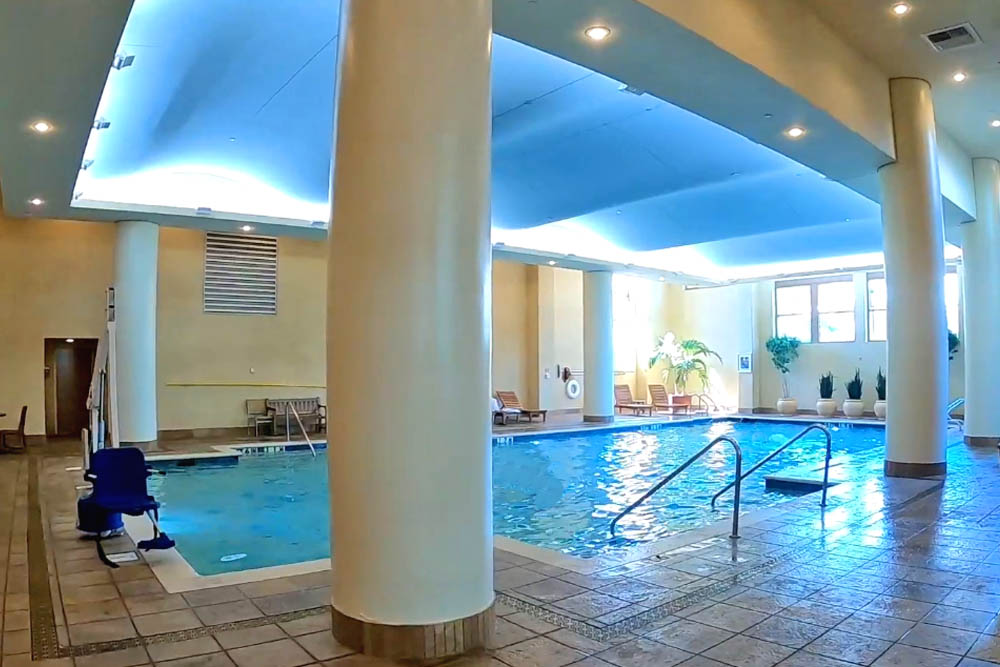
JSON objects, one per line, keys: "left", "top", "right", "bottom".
{"left": 923, "top": 23, "right": 981, "bottom": 52}
{"left": 203, "top": 233, "right": 278, "bottom": 315}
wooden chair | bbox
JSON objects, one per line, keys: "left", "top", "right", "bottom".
{"left": 495, "top": 391, "right": 547, "bottom": 423}
{"left": 614, "top": 385, "right": 653, "bottom": 416}
{"left": 648, "top": 384, "right": 691, "bottom": 414}
{"left": 266, "top": 398, "right": 323, "bottom": 434}
{"left": 0, "top": 406, "right": 28, "bottom": 451}
{"left": 246, "top": 399, "right": 273, "bottom": 437}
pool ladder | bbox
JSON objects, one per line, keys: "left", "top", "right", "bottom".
{"left": 710, "top": 423, "right": 832, "bottom": 511}
{"left": 285, "top": 403, "right": 317, "bottom": 457}
{"left": 609, "top": 435, "right": 743, "bottom": 541}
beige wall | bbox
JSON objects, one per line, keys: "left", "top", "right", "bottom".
{"left": 491, "top": 261, "right": 533, "bottom": 403}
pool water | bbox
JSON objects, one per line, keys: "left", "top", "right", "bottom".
{"left": 149, "top": 419, "right": 886, "bottom": 575}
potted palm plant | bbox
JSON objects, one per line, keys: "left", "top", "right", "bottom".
{"left": 649, "top": 333, "right": 721, "bottom": 399}
{"left": 874, "top": 368, "right": 886, "bottom": 419}
{"left": 843, "top": 369, "right": 864, "bottom": 418}
{"left": 765, "top": 336, "right": 800, "bottom": 415}
{"left": 816, "top": 372, "right": 836, "bottom": 417}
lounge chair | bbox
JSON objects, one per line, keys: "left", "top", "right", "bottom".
{"left": 614, "top": 385, "right": 653, "bottom": 416}
{"left": 0, "top": 406, "right": 27, "bottom": 452}
{"left": 492, "top": 397, "right": 521, "bottom": 425}
{"left": 81, "top": 448, "right": 175, "bottom": 568}
{"left": 496, "top": 391, "right": 547, "bottom": 423}
{"left": 648, "top": 384, "right": 691, "bottom": 414}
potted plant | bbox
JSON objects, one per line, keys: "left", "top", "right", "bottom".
{"left": 765, "top": 336, "right": 800, "bottom": 415}
{"left": 948, "top": 331, "right": 959, "bottom": 361}
{"left": 649, "top": 333, "right": 721, "bottom": 399}
{"left": 874, "top": 367, "right": 886, "bottom": 419}
{"left": 816, "top": 372, "right": 836, "bottom": 417}
{"left": 843, "top": 369, "right": 864, "bottom": 418}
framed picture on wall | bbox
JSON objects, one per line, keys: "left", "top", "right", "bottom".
{"left": 738, "top": 353, "right": 752, "bottom": 374}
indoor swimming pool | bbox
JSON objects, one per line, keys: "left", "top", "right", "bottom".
{"left": 149, "top": 418, "right": 887, "bottom": 575}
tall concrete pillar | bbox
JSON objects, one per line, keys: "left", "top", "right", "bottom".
{"left": 878, "top": 78, "right": 948, "bottom": 477}
{"left": 113, "top": 220, "right": 159, "bottom": 447}
{"left": 583, "top": 271, "right": 614, "bottom": 422}
{"left": 326, "top": 0, "right": 493, "bottom": 658}
{"left": 962, "top": 158, "right": 1000, "bottom": 446}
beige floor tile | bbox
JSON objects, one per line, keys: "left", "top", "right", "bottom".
{"left": 702, "top": 635, "right": 795, "bottom": 667}
{"left": 644, "top": 619, "right": 732, "bottom": 653}
{"left": 871, "top": 644, "right": 959, "bottom": 667}
{"left": 214, "top": 623, "right": 287, "bottom": 649}
{"left": 2, "top": 629, "right": 31, "bottom": 655}
{"left": 118, "top": 577, "right": 167, "bottom": 598}
{"left": 228, "top": 638, "right": 314, "bottom": 667}
{"left": 67, "top": 617, "right": 137, "bottom": 644}
{"left": 159, "top": 653, "right": 237, "bottom": 667}
{"left": 64, "top": 597, "right": 129, "bottom": 625}
{"left": 253, "top": 587, "right": 329, "bottom": 616}
{"left": 295, "top": 630, "right": 354, "bottom": 661}
{"left": 835, "top": 610, "right": 915, "bottom": 641}
{"left": 687, "top": 603, "right": 768, "bottom": 633}
{"left": 494, "top": 617, "right": 536, "bottom": 648}
{"left": 279, "top": 611, "right": 332, "bottom": 636}
{"left": 596, "top": 637, "right": 691, "bottom": 667}
{"left": 183, "top": 585, "right": 247, "bottom": 607}
{"left": 498, "top": 636, "right": 587, "bottom": 667}
{"left": 193, "top": 600, "right": 263, "bottom": 625}
{"left": 124, "top": 592, "right": 190, "bottom": 616}
{"left": 75, "top": 645, "right": 150, "bottom": 667}
{"left": 804, "top": 629, "right": 892, "bottom": 665}
{"left": 62, "top": 583, "right": 120, "bottom": 604}
{"left": 147, "top": 636, "right": 223, "bottom": 662}
{"left": 899, "top": 622, "right": 979, "bottom": 655}
{"left": 743, "top": 615, "right": 826, "bottom": 649}
{"left": 132, "top": 608, "right": 202, "bottom": 636}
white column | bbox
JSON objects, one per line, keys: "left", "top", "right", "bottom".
{"left": 878, "top": 78, "right": 948, "bottom": 477}
{"left": 583, "top": 271, "right": 614, "bottom": 422}
{"left": 113, "top": 220, "right": 159, "bottom": 446}
{"left": 962, "top": 158, "right": 1000, "bottom": 445}
{"left": 327, "top": 0, "right": 493, "bottom": 658}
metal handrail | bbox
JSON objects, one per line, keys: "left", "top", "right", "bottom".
{"left": 694, "top": 393, "right": 718, "bottom": 412}
{"left": 610, "top": 435, "right": 742, "bottom": 540}
{"left": 285, "top": 404, "right": 317, "bottom": 457}
{"left": 710, "top": 423, "right": 831, "bottom": 511}
{"left": 947, "top": 397, "right": 965, "bottom": 416}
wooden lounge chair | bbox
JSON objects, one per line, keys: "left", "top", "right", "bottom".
{"left": 648, "top": 384, "right": 691, "bottom": 414}
{"left": 614, "top": 385, "right": 653, "bottom": 416}
{"left": 0, "top": 406, "right": 27, "bottom": 452}
{"left": 495, "top": 391, "right": 547, "bottom": 423}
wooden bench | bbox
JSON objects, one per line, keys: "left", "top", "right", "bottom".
{"left": 266, "top": 398, "right": 326, "bottom": 435}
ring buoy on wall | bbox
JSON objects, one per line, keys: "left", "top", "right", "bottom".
{"left": 565, "top": 379, "right": 581, "bottom": 399}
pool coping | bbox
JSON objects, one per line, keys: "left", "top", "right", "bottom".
{"left": 133, "top": 415, "right": 890, "bottom": 592}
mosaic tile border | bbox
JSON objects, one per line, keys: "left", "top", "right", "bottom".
{"left": 28, "top": 455, "right": 62, "bottom": 660}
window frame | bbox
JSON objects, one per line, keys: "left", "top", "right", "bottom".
{"left": 866, "top": 267, "right": 959, "bottom": 342}
{"left": 774, "top": 274, "right": 856, "bottom": 344}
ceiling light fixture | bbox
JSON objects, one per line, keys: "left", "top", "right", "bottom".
{"left": 784, "top": 126, "right": 807, "bottom": 139}
{"left": 658, "top": 277, "right": 666, "bottom": 282}
{"left": 891, "top": 2, "right": 911, "bottom": 16}
{"left": 547, "top": 260, "right": 558, "bottom": 266}
{"left": 240, "top": 225, "right": 254, "bottom": 232}
{"left": 952, "top": 71, "right": 968, "bottom": 83}
{"left": 991, "top": 119, "right": 1000, "bottom": 128}
{"left": 584, "top": 25, "right": 611, "bottom": 41}
{"left": 65, "top": 338, "right": 75, "bottom": 343}
{"left": 28, "top": 197, "right": 44, "bottom": 206}
{"left": 31, "top": 120, "right": 53, "bottom": 133}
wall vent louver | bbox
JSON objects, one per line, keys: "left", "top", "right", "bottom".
{"left": 203, "top": 233, "right": 278, "bottom": 315}
{"left": 922, "top": 23, "right": 982, "bottom": 52}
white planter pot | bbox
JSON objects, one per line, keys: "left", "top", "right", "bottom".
{"left": 842, "top": 399, "right": 864, "bottom": 418}
{"left": 776, "top": 398, "right": 798, "bottom": 415}
{"left": 873, "top": 400, "right": 887, "bottom": 419}
{"left": 816, "top": 398, "right": 837, "bottom": 418}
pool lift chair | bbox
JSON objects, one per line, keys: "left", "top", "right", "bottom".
{"left": 77, "top": 448, "right": 175, "bottom": 568}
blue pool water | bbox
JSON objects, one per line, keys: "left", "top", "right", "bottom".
{"left": 149, "top": 419, "right": 886, "bottom": 575}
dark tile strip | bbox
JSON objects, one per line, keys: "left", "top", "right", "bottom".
{"left": 28, "top": 454, "right": 63, "bottom": 660}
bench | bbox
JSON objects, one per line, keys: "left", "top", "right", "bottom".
{"left": 265, "top": 398, "right": 326, "bottom": 435}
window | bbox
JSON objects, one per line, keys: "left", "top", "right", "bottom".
{"left": 774, "top": 275, "right": 855, "bottom": 343}
{"left": 867, "top": 268, "right": 959, "bottom": 341}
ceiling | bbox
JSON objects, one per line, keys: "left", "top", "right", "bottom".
{"left": 0, "top": 0, "right": 984, "bottom": 281}
{"left": 806, "top": 0, "right": 1000, "bottom": 161}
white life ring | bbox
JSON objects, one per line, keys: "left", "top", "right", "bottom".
{"left": 565, "top": 379, "right": 581, "bottom": 399}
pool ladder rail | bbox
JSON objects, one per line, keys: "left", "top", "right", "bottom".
{"left": 709, "top": 423, "right": 833, "bottom": 512}
{"left": 609, "top": 435, "right": 743, "bottom": 541}
{"left": 284, "top": 403, "right": 317, "bottom": 457}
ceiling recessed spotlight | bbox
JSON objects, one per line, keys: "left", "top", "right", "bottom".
{"left": 240, "top": 225, "right": 254, "bottom": 232}
{"left": 31, "top": 120, "right": 53, "bottom": 133}
{"left": 228, "top": 137, "right": 236, "bottom": 142}
{"left": 991, "top": 119, "right": 1000, "bottom": 128}
{"left": 763, "top": 113, "right": 773, "bottom": 119}
{"left": 28, "top": 197, "right": 44, "bottom": 206}
{"left": 730, "top": 171, "right": 741, "bottom": 177}
{"left": 891, "top": 2, "right": 911, "bottom": 16}
{"left": 65, "top": 338, "right": 75, "bottom": 343}
{"left": 952, "top": 71, "right": 968, "bottom": 83}
{"left": 547, "top": 260, "right": 558, "bottom": 266}
{"left": 658, "top": 276, "right": 666, "bottom": 282}
{"left": 584, "top": 25, "right": 611, "bottom": 41}
{"left": 784, "top": 126, "right": 807, "bottom": 139}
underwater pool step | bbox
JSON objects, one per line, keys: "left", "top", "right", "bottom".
{"left": 764, "top": 457, "right": 851, "bottom": 492}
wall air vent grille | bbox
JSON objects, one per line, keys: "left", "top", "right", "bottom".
{"left": 922, "top": 23, "right": 981, "bottom": 52}
{"left": 203, "top": 233, "right": 278, "bottom": 315}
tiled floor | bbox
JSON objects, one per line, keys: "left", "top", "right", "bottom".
{"left": 4, "top": 432, "right": 1000, "bottom": 666}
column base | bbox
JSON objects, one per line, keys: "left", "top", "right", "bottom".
{"left": 884, "top": 460, "right": 946, "bottom": 478}
{"left": 332, "top": 604, "right": 494, "bottom": 660}
{"left": 583, "top": 415, "right": 614, "bottom": 423}
{"left": 964, "top": 435, "right": 1000, "bottom": 447}
{"left": 120, "top": 440, "right": 159, "bottom": 453}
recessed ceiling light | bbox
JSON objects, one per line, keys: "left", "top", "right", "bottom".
{"left": 65, "top": 338, "right": 75, "bottom": 343}
{"left": 952, "top": 71, "right": 968, "bottom": 83}
{"left": 891, "top": 2, "right": 911, "bottom": 16}
{"left": 240, "top": 225, "right": 254, "bottom": 232}
{"left": 28, "top": 197, "right": 44, "bottom": 206}
{"left": 658, "top": 277, "right": 666, "bottom": 282}
{"left": 991, "top": 119, "right": 1000, "bottom": 128}
{"left": 31, "top": 120, "right": 53, "bottom": 133}
{"left": 584, "top": 25, "right": 611, "bottom": 41}
{"left": 547, "top": 260, "right": 557, "bottom": 266}
{"left": 784, "top": 126, "right": 807, "bottom": 139}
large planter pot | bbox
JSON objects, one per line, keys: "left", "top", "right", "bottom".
{"left": 842, "top": 399, "right": 864, "bottom": 418}
{"left": 776, "top": 398, "right": 798, "bottom": 415}
{"left": 873, "top": 400, "right": 887, "bottom": 419}
{"left": 816, "top": 398, "right": 837, "bottom": 418}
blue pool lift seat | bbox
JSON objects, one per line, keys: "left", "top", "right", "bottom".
{"left": 81, "top": 447, "right": 175, "bottom": 567}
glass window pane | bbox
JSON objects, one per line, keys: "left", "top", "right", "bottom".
{"left": 868, "top": 310, "right": 887, "bottom": 342}
{"left": 776, "top": 314, "right": 811, "bottom": 342}
{"left": 817, "top": 281, "right": 855, "bottom": 313}
{"left": 776, "top": 285, "right": 810, "bottom": 315}
{"left": 867, "top": 276, "right": 886, "bottom": 310}
{"left": 818, "top": 312, "right": 855, "bottom": 342}
{"left": 944, "top": 272, "right": 960, "bottom": 334}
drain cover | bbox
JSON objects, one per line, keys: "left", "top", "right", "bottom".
{"left": 220, "top": 553, "right": 247, "bottom": 562}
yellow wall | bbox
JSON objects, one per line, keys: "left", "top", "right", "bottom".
{"left": 491, "top": 261, "right": 533, "bottom": 403}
